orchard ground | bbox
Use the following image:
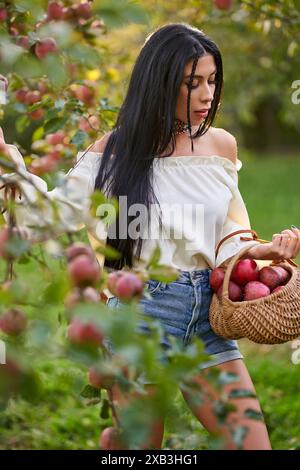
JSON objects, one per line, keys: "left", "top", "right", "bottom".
{"left": 0, "top": 151, "right": 300, "bottom": 450}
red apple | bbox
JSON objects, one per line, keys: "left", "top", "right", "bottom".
{"left": 99, "top": 427, "right": 123, "bottom": 450}
{"left": 68, "top": 254, "right": 101, "bottom": 287}
{"left": 15, "top": 88, "right": 28, "bottom": 103}
{"left": 16, "top": 36, "right": 30, "bottom": 49}
{"left": 244, "top": 281, "right": 270, "bottom": 301}
{"left": 66, "top": 242, "right": 94, "bottom": 262}
{"left": 82, "top": 287, "right": 100, "bottom": 303}
{"left": 75, "top": 2, "right": 92, "bottom": 19}
{"left": 272, "top": 285, "right": 284, "bottom": 294}
{"left": 259, "top": 266, "right": 282, "bottom": 291}
{"left": 25, "top": 90, "right": 41, "bottom": 105}
{"left": 78, "top": 115, "right": 100, "bottom": 133}
{"left": 231, "top": 259, "right": 259, "bottom": 286}
{"left": 107, "top": 271, "right": 125, "bottom": 296}
{"left": 46, "top": 131, "right": 65, "bottom": 146}
{"left": 62, "top": 6, "right": 77, "bottom": 21}
{"left": 0, "top": 8, "right": 7, "bottom": 22}
{"left": 0, "top": 308, "right": 27, "bottom": 335}
{"left": 88, "top": 367, "right": 115, "bottom": 389}
{"left": 68, "top": 318, "right": 103, "bottom": 347}
{"left": 210, "top": 267, "right": 225, "bottom": 292}
{"left": 29, "top": 108, "right": 44, "bottom": 120}
{"left": 213, "top": 0, "right": 233, "bottom": 10}
{"left": 73, "top": 85, "right": 94, "bottom": 106}
{"left": 65, "top": 286, "right": 100, "bottom": 310}
{"left": 35, "top": 38, "right": 58, "bottom": 60}
{"left": 29, "top": 155, "right": 58, "bottom": 175}
{"left": 271, "top": 266, "right": 290, "bottom": 285}
{"left": 114, "top": 272, "right": 144, "bottom": 302}
{"left": 48, "top": 149, "right": 62, "bottom": 161}
{"left": 217, "top": 280, "right": 243, "bottom": 302}
{"left": 47, "top": 1, "right": 64, "bottom": 20}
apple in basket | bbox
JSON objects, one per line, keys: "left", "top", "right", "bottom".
{"left": 230, "top": 259, "right": 259, "bottom": 286}
{"left": 210, "top": 259, "right": 291, "bottom": 302}
{"left": 216, "top": 280, "right": 243, "bottom": 301}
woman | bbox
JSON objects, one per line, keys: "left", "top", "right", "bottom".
{"left": 1, "top": 23, "right": 300, "bottom": 450}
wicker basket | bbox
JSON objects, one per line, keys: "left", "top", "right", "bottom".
{"left": 209, "top": 231, "right": 300, "bottom": 344}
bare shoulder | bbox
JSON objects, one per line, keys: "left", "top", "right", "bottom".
{"left": 209, "top": 127, "right": 238, "bottom": 164}
{"left": 89, "top": 131, "right": 113, "bottom": 153}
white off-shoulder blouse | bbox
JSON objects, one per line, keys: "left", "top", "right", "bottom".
{"left": 0, "top": 145, "right": 259, "bottom": 271}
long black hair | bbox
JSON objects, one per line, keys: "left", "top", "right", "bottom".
{"left": 94, "top": 23, "right": 224, "bottom": 270}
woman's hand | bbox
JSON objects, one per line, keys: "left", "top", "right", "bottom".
{"left": 247, "top": 228, "right": 300, "bottom": 261}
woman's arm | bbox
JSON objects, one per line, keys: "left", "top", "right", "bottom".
{"left": 245, "top": 230, "right": 300, "bottom": 262}
{"left": 0, "top": 127, "right": 107, "bottom": 244}
{"left": 214, "top": 129, "right": 300, "bottom": 266}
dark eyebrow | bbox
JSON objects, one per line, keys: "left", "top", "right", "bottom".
{"left": 184, "top": 69, "right": 217, "bottom": 79}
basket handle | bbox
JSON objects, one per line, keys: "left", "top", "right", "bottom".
{"left": 215, "top": 229, "right": 258, "bottom": 259}
{"left": 216, "top": 229, "right": 298, "bottom": 268}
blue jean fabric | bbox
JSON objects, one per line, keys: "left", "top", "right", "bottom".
{"left": 105, "top": 268, "right": 243, "bottom": 383}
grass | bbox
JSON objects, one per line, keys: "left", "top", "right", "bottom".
{"left": 1, "top": 152, "right": 300, "bottom": 450}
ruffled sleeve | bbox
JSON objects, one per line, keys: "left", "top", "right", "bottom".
{"left": 215, "top": 159, "right": 260, "bottom": 268}
{"left": 0, "top": 145, "right": 108, "bottom": 267}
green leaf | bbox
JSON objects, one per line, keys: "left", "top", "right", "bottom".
{"left": 44, "top": 117, "right": 68, "bottom": 134}
{"left": 42, "top": 276, "right": 68, "bottom": 305}
{"left": 70, "top": 130, "right": 88, "bottom": 149}
{"left": 93, "top": 0, "right": 149, "bottom": 28}
{"left": 16, "top": 115, "right": 30, "bottom": 134}
{"left": 147, "top": 266, "right": 179, "bottom": 283}
{"left": 217, "top": 371, "right": 240, "bottom": 386}
{"left": 147, "top": 245, "right": 161, "bottom": 268}
{"left": 67, "top": 44, "right": 101, "bottom": 69}
{"left": 228, "top": 389, "right": 257, "bottom": 399}
{"left": 44, "top": 55, "right": 68, "bottom": 88}
{"left": 80, "top": 384, "right": 101, "bottom": 399}
{"left": 32, "top": 126, "right": 44, "bottom": 142}
{"left": 244, "top": 408, "right": 264, "bottom": 421}
{"left": 8, "top": 73, "right": 25, "bottom": 92}
{"left": 90, "top": 191, "right": 118, "bottom": 223}
{"left": 100, "top": 398, "right": 110, "bottom": 419}
{"left": 28, "top": 97, "right": 52, "bottom": 112}
{"left": 95, "top": 244, "right": 121, "bottom": 260}
{"left": 14, "top": 54, "right": 43, "bottom": 79}
{"left": 213, "top": 400, "right": 237, "bottom": 425}
{"left": 5, "top": 237, "right": 30, "bottom": 258}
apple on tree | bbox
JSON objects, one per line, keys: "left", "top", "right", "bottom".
{"left": 213, "top": 0, "right": 233, "bottom": 10}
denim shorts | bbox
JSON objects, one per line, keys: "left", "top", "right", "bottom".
{"left": 105, "top": 268, "right": 243, "bottom": 384}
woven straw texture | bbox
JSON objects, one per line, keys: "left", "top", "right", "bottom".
{"left": 209, "top": 242, "right": 300, "bottom": 344}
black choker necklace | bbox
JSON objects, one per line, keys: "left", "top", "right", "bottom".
{"left": 172, "top": 118, "right": 191, "bottom": 135}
